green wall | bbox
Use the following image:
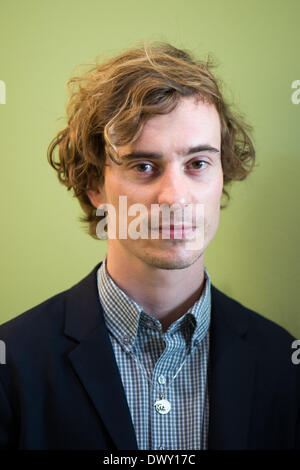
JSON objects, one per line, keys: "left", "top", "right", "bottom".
{"left": 0, "top": 0, "right": 299, "bottom": 337}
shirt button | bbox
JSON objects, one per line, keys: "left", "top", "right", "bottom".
{"left": 158, "top": 445, "right": 165, "bottom": 450}
{"left": 123, "top": 336, "right": 130, "bottom": 344}
{"left": 158, "top": 375, "right": 166, "bottom": 385}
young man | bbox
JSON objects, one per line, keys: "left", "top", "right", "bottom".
{"left": 0, "top": 42, "right": 299, "bottom": 450}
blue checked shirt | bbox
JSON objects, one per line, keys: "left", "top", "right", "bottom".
{"left": 97, "top": 256, "right": 211, "bottom": 450}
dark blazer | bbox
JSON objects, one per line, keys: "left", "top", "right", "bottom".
{"left": 0, "top": 262, "right": 299, "bottom": 450}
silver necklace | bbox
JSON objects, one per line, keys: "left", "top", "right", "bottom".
{"left": 128, "top": 345, "right": 194, "bottom": 415}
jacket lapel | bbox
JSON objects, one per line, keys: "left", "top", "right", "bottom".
{"left": 208, "top": 286, "right": 257, "bottom": 449}
{"left": 64, "top": 263, "right": 138, "bottom": 450}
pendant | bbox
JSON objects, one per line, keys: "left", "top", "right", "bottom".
{"left": 154, "top": 398, "right": 171, "bottom": 414}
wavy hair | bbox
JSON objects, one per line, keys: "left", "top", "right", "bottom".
{"left": 47, "top": 41, "right": 256, "bottom": 238}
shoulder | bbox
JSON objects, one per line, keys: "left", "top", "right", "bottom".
{"left": 0, "top": 288, "right": 67, "bottom": 352}
{"left": 210, "top": 285, "right": 300, "bottom": 394}
{"left": 211, "top": 284, "right": 297, "bottom": 352}
{"left": 211, "top": 284, "right": 296, "bottom": 339}
{"left": 0, "top": 263, "right": 101, "bottom": 347}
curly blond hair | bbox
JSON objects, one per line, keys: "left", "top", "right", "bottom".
{"left": 47, "top": 41, "right": 256, "bottom": 238}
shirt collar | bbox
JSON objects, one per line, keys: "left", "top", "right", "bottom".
{"left": 97, "top": 256, "right": 211, "bottom": 351}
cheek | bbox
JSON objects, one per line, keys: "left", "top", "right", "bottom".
{"left": 108, "top": 172, "right": 139, "bottom": 200}
{"left": 104, "top": 174, "right": 126, "bottom": 205}
{"left": 201, "top": 181, "right": 223, "bottom": 226}
{"left": 212, "top": 170, "right": 224, "bottom": 203}
{"left": 202, "top": 174, "right": 223, "bottom": 205}
{"left": 203, "top": 183, "right": 223, "bottom": 238}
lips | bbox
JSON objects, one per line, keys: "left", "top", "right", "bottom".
{"left": 157, "top": 225, "right": 196, "bottom": 230}
{"left": 152, "top": 225, "right": 197, "bottom": 240}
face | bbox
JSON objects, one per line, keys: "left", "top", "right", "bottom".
{"left": 88, "top": 96, "right": 223, "bottom": 270}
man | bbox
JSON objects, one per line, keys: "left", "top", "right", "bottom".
{"left": 0, "top": 42, "right": 299, "bottom": 450}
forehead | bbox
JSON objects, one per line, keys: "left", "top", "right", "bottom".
{"left": 118, "top": 96, "right": 221, "bottom": 156}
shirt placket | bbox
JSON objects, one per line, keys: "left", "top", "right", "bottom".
{"left": 149, "top": 329, "right": 187, "bottom": 450}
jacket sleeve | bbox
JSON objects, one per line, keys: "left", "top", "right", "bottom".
{"left": 296, "top": 417, "right": 300, "bottom": 449}
{"left": 296, "top": 379, "right": 300, "bottom": 449}
{"left": 0, "top": 375, "right": 16, "bottom": 449}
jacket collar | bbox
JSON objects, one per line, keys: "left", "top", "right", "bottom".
{"left": 64, "top": 262, "right": 256, "bottom": 450}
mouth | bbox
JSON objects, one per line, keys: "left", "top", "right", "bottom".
{"left": 158, "top": 225, "right": 195, "bottom": 229}
{"left": 152, "top": 225, "right": 197, "bottom": 239}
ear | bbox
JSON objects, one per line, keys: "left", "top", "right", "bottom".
{"left": 86, "top": 180, "right": 106, "bottom": 209}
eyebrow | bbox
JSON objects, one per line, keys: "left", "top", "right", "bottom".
{"left": 120, "top": 144, "right": 220, "bottom": 161}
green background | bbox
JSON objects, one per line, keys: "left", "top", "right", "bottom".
{"left": 0, "top": 0, "right": 299, "bottom": 337}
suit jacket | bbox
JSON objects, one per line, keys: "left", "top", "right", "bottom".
{"left": 0, "top": 262, "right": 299, "bottom": 450}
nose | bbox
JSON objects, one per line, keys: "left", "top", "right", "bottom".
{"left": 156, "top": 164, "right": 191, "bottom": 207}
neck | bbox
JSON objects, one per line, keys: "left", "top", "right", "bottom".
{"left": 105, "top": 244, "right": 206, "bottom": 332}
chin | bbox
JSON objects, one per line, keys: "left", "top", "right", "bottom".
{"left": 132, "top": 244, "right": 204, "bottom": 270}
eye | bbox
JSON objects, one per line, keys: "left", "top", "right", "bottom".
{"left": 132, "top": 163, "right": 154, "bottom": 173}
{"left": 187, "top": 159, "right": 208, "bottom": 170}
